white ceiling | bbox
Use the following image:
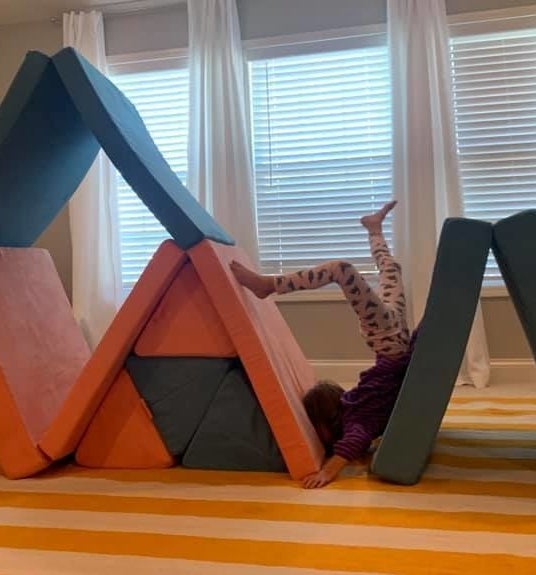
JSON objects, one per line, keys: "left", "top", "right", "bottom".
{"left": 0, "top": 0, "right": 183, "bottom": 26}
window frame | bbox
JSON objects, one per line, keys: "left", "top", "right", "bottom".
{"left": 448, "top": 5, "right": 536, "bottom": 38}
{"left": 107, "top": 48, "right": 188, "bottom": 75}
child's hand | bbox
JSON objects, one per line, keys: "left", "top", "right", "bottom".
{"left": 302, "top": 468, "right": 335, "bottom": 489}
{"left": 302, "top": 454, "right": 348, "bottom": 489}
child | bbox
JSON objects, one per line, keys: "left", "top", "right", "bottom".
{"left": 230, "top": 201, "right": 418, "bottom": 488}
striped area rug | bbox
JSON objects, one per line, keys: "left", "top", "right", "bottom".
{"left": 0, "top": 395, "right": 534, "bottom": 574}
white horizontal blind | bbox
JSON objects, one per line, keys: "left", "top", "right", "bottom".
{"left": 109, "top": 67, "right": 188, "bottom": 292}
{"left": 450, "top": 28, "right": 536, "bottom": 282}
{"left": 249, "top": 46, "right": 392, "bottom": 275}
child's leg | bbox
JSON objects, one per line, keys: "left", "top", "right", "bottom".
{"left": 369, "top": 232, "right": 407, "bottom": 319}
{"left": 275, "top": 261, "right": 398, "bottom": 334}
{"left": 231, "top": 257, "right": 408, "bottom": 355}
{"left": 231, "top": 201, "right": 410, "bottom": 355}
{"left": 366, "top": 232, "right": 410, "bottom": 352}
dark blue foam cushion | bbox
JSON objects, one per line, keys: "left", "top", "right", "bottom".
{"left": 183, "top": 365, "right": 286, "bottom": 472}
{"left": 0, "top": 51, "right": 100, "bottom": 246}
{"left": 52, "top": 48, "right": 234, "bottom": 250}
{"left": 492, "top": 210, "right": 536, "bottom": 358}
{"left": 370, "top": 218, "right": 492, "bottom": 485}
{"left": 126, "top": 356, "right": 235, "bottom": 457}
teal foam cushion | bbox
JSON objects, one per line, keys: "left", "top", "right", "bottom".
{"left": 183, "top": 366, "right": 286, "bottom": 472}
{"left": 370, "top": 218, "right": 492, "bottom": 485}
{"left": 126, "top": 356, "right": 234, "bottom": 457}
{"left": 0, "top": 51, "right": 99, "bottom": 246}
{"left": 492, "top": 210, "right": 536, "bottom": 357}
{"left": 52, "top": 48, "right": 234, "bottom": 250}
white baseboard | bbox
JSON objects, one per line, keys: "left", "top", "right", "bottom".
{"left": 310, "top": 358, "right": 536, "bottom": 389}
{"left": 487, "top": 359, "right": 536, "bottom": 387}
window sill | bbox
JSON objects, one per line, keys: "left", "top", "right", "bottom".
{"left": 274, "top": 284, "right": 509, "bottom": 303}
{"left": 274, "top": 289, "right": 349, "bottom": 303}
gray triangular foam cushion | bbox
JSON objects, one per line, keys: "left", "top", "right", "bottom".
{"left": 182, "top": 365, "right": 286, "bottom": 472}
{"left": 126, "top": 356, "right": 235, "bottom": 457}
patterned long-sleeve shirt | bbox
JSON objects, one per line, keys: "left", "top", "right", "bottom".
{"left": 333, "top": 328, "right": 419, "bottom": 461}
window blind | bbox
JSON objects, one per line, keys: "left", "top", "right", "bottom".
{"left": 110, "top": 67, "right": 188, "bottom": 292}
{"left": 450, "top": 28, "right": 536, "bottom": 281}
{"left": 249, "top": 46, "right": 392, "bottom": 275}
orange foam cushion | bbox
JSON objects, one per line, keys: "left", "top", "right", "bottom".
{"left": 135, "top": 261, "right": 236, "bottom": 357}
{"left": 76, "top": 370, "right": 173, "bottom": 469}
{"left": 188, "top": 240, "right": 324, "bottom": 480}
{"left": 39, "top": 240, "right": 188, "bottom": 461}
{"left": 0, "top": 365, "right": 50, "bottom": 479}
{"left": 0, "top": 248, "right": 89, "bottom": 478}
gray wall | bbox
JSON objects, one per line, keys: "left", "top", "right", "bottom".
{"left": 278, "top": 296, "right": 531, "bottom": 362}
{"left": 1, "top": 0, "right": 535, "bottom": 363}
{"left": 238, "top": 0, "right": 387, "bottom": 39}
{"left": 105, "top": 4, "right": 189, "bottom": 55}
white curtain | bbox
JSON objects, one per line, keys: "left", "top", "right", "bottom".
{"left": 187, "top": 0, "right": 259, "bottom": 264}
{"left": 64, "top": 11, "right": 122, "bottom": 349}
{"left": 388, "top": 0, "right": 490, "bottom": 388}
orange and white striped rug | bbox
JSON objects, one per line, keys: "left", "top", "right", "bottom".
{"left": 0, "top": 394, "right": 534, "bottom": 574}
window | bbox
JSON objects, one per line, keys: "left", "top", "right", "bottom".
{"left": 248, "top": 40, "right": 392, "bottom": 276}
{"left": 450, "top": 25, "right": 536, "bottom": 282}
{"left": 109, "top": 58, "right": 188, "bottom": 293}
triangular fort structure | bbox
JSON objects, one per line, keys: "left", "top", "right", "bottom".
{"left": 1, "top": 48, "right": 534, "bottom": 483}
{"left": 0, "top": 48, "right": 323, "bottom": 479}
{"left": 41, "top": 239, "right": 323, "bottom": 477}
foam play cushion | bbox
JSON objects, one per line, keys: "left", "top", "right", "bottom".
{"left": 0, "top": 48, "right": 232, "bottom": 250}
{"left": 0, "top": 51, "right": 99, "bottom": 246}
{"left": 0, "top": 248, "right": 90, "bottom": 478}
{"left": 39, "top": 240, "right": 188, "bottom": 461}
{"left": 183, "top": 365, "right": 286, "bottom": 472}
{"left": 51, "top": 48, "right": 233, "bottom": 250}
{"left": 76, "top": 369, "right": 173, "bottom": 469}
{"left": 42, "top": 238, "right": 323, "bottom": 478}
{"left": 126, "top": 356, "right": 236, "bottom": 457}
{"left": 370, "top": 218, "right": 492, "bottom": 485}
{"left": 189, "top": 240, "right": 324, "bottom": 480}
{"left": 135, "top": 262, "right": 236, "bottom": 357}
{"left": 492, "top": 210, "right": 536, "bottom": 358}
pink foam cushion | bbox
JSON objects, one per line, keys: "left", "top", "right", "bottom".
{"left": 188, "top": 240, "right": 324, "bottom": 480}
{"left": 0, "top": 248, "right": 89, "bottom": 444}
{"left": 0, "top": 248, "right": 89, "bottom": 477}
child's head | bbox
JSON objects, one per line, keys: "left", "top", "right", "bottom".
{"left": 303, "top": 379, "right": 344, "bottom": 452}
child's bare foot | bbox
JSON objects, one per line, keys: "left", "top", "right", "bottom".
{"left": 360, "top": 200, "right": 397, "bottom": 234}
{"left": 230, "top": 261, "right": 275, "bottom": 299}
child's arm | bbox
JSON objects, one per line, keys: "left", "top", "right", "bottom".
{"left": 302, "top": 454, "right": 348, "bottom": 489}
{"left": 302, "top": 422, "right": 375, "bottom": 488}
